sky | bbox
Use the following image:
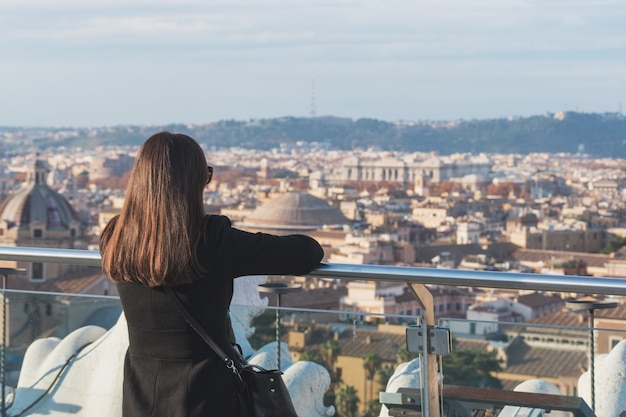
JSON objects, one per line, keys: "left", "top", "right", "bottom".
{"left": 1, "top": 0, "right": 625, "bottom": 127}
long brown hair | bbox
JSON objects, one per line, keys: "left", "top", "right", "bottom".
{"left": 100, "top": 132, "right": 209, "bottom": 286}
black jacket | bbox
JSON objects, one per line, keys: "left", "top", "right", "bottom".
{"left": 117, "top": 215, "right": 323, "bottom": 417}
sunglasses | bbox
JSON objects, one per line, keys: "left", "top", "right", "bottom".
{"left": 207, "top": 166, "right": 214, "bottom": 184}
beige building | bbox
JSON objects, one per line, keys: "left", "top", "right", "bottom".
{"left": 339, "top": 281, "right": 475, "bottom": 324}
{"left": 337, "top": 154, "right": 492, "bottom": 186}
{"left": 88, "top": 153, "right": 134, "bottom": 180}
{"left": 456, "top": 221, "right": 481, "bottom": 245}
{"left": 411, "top": 205, "right": 448, "bottom": 228}
{"left": 509, "top": 227, "right": 606, "bottom": 253}
{"left": 594, "top": 303, "right": 626, "bottom": 354}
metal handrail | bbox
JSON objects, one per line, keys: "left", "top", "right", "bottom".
{"left": 0, "top": 245, "right": 611, "bottom": 416}
{"left": 1, "top": 245, "right": 626, "bottom": 296}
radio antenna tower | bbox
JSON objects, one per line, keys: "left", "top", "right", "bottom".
{"left": 310, "top": 78, "right": 317, "bottom": 117}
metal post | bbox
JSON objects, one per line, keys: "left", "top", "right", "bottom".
{"left": 408, "top": 283, "right": 441, "bottom": 417}
{"left": 1, "top": 273, "right": 6, "bottom": 417}
{"left": 0, "top": 267, "right": 26, "bottom": 417}
{"left": 588, "top": 309, "right": 595, "bottom": 412}
{"left": 566, "top": 299, "right": 617, "bottom": 413}
{"left": 275, "top": 293, "right": 282, "bottom": 370}
{"left": 258, "top": 282, "right": 302, "bottom": 370}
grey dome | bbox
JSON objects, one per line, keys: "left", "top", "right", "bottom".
{"left": 242, "top": 192, "right": 348, "bottom": 230}
{"left": 0, "top": 159, "right": 79, "bottom": 231}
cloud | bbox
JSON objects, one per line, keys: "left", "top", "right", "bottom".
{"left": 0, "top": 0, "right": 625, "bottom": 126}
{"left": 2, "top": 1, "right": 623, "bottom": 55}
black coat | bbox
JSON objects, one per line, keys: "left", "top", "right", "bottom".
{"left": 117, "top": 215, "right": 324, "bottom": 417}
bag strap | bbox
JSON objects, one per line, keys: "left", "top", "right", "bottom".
{"left": 163, "top": 286, "right": 241, "bottom": 379}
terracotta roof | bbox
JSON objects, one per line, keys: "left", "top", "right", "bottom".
{"left": 522, "top": 303, "right": 626, "bottom": 325}
{"left": 612, "top": 246, "right": 626, "bottom": 259}
{"left": 414, "top": 242, "right": 520, "bottom": 267}
{"left": 593, "top": 302, "right": 626, "bottom": 319}
{"left": 526, "top": 311, "right": 588, "bottom": 328}
{"left": 516, "top": 292, "right": 563, "bottom": 308}
{"left": 503, "top": 338, "right": 587, "bottom": 379}
{"left": 260, "top": 285, "right": 347, "bottom": 310}
{"left": 511, "top": 248, "right": 610, "bottom": 268}
{"left": 304, "top": 326, "right": 406, "bottom": 362}
{"left": 452, "top": 337, "right": 490, "bottom": 351}
{"left": 454, "top": 336, "right": 586, "bottom": 386}
{"left": 5, "top": 267, "right": 106, "bottom": 294}
{"left": 334, "top": 329, "right": 406, "bottom": 362}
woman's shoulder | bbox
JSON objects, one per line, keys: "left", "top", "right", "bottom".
{"left": 203, "top": 214, "right": 237, "bottom": 242}
{"left": 206, "top": 214, "right": 232, "bottom": 229}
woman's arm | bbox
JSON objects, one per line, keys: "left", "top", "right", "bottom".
{"left": 208, "top": 215, "right": 324, "bottom": 278}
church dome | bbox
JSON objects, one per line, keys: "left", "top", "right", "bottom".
{"left": 0, "top": 159, "right": 80, "bottom": 232}
{"left": 240, "top": 192, "right": 349, "bottom": 231}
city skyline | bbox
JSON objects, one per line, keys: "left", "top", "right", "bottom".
{"left": 1, "top": 0, "right": 625, "bottom": 127}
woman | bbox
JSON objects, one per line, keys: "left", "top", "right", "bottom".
{"left": 100, "top": 132, "right": 324, "bottom": 417}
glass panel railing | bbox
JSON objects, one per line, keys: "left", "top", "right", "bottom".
{"left": 230, "top": 303, "right": 422, "bottom": 417}
{"left": 437, "top": 317, "right": 625, "bottom": 416}
{"left": 1, "top": 287, "right": 620, "bottom": 417}
{"left": 1, "top": 289, "right": 424, "bottom": 417}
{"left": 0, "top": 271, "right": 440, "bottom": 414}
{"left": 1, "top": 290, "right": 121, "bottom": 388}
{"left": 0, "top": 289, "right": 123, "bottom": 416}
{"left": 2, "top": 246, "right": 625, "bottom": 416}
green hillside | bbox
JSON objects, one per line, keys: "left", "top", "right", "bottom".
{"left": 3, "top": 111, "right": 625, "bottom": 157}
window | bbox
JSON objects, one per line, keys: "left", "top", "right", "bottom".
{"left": 31, "top": 262, "right": 44, "bottom": 281}
{"left": 610, "top": 336, "right": 624, "bottom": 350}
{"left": 33, "top": 229, "right": 43, "bottom": 238}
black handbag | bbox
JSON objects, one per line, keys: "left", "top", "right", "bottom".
{"left": 164, "top": 286, "right": 299, "bottom": 417}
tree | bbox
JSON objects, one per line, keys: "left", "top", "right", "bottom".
{"left": 247, "top": 310, "right": 275, "bottom": 350}
{"left": 487, "top": 182, "right": 521, "bottom": 198}
{"left": 378, "top": 364, "right": 396, "bottom": 392}
{"left": 335, "top": 385, "right": 360, "bottom": 417}
{"left": 601, "top": 235, "right": 626, "bottom": 254}
{"left": 396, "top": 347, "right": 418, "bottom": 364}
{"left": 362, "top": 352, "right": 382, "bottom": 405}
{"left": 299, "top": 350, "right": 320, "bottom": 363}
{"left": 442, "top": 348, "right": 503, "bottom": 388}
{"left": 362, "top": 399, "right": 382, "bottom": 417}
{"left": 321, "top": 339, "right": 341, "bottom": 372}
{"left": 320, "top": 338, "right": 342, "bottom": 411}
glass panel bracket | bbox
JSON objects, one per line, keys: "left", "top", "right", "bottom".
{"left": 406, "top": 325, "right": 452, "bottom": 355}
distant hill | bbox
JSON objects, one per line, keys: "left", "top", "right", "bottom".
{"left": 3, "top": 111, "right": 626, "bottom": 157}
